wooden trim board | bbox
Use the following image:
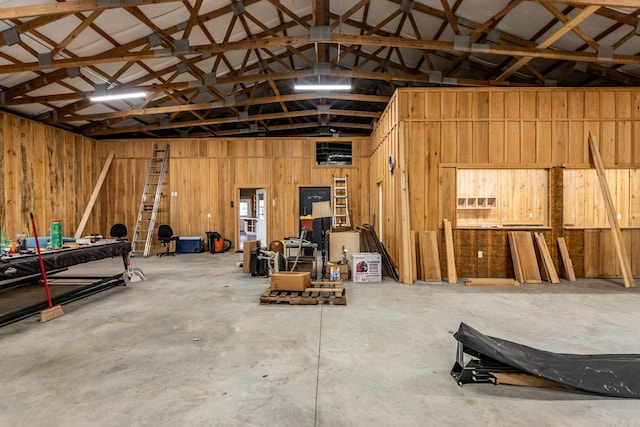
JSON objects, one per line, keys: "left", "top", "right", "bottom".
{"left": 534, "top": 232, "right": 560, "bottom": 283}
{"left": 465, "top": 278, "right": 519, "bottom": 287}
{"left": 508, "top": 231, "right": 525, "bottom": 283}
{"left": 588, "top": 133, "right": 634, "bottom": 288}
{"left": 557, "top": 237, "right": 576, "bottom": 281}
{"left": 443, "top": 219, "right": 458, "bottom": 284}
{"left": 74, "top": 150, "right": 115, "bottom": 238}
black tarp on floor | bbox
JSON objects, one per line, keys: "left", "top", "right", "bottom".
{"left": 452, "top": 323, "right": 640, "bottom": 398}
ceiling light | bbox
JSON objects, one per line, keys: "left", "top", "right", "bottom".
{"left": 294, "top": 83, "right": 351, "bottom": 91}
{"left": 90, "top": 92, "right": 147, "bottom": 102}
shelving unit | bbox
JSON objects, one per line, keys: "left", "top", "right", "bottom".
{"left": 457, "top": 197, "right": 496, "bottom": 210}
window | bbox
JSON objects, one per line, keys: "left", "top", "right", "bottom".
{"left": 239, "top": 200, "right": 250, "bottom": 217}
{"left": 563, "top": 168, "right": 639, "bottom": 228}
{"left": 456, "top": 169, "right": 548, "bottom": 227}
{"left": 316, "top": 141, "right": 352, "bottom": 165}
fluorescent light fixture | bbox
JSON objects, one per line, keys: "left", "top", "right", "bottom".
{"left": 294, "top": 83, "right": 351, "bottom": 91}
{"left": 90, "top": 91, "right": 147, "bottom": 102}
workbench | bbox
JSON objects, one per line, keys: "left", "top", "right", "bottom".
{"left": 0, "top": 240, "right": 133, "bottom": 327}
{"left": 284, "top": 238, "right": 318, "bottom": 273}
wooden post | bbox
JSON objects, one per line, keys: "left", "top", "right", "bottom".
{"left": 74, "top": 150, "right": 115, "bottom": 239}
{"left": 587, "top": 133, "right": 634, "bottom": 288}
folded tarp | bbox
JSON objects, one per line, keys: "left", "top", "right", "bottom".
{"left": 452, "top": 322, "right": 640, "bottom": 398}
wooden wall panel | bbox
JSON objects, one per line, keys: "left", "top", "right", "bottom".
{"left": 95, "top": 136, "right": 370, "bottom": 253}
{"left": 377, "top": 87, "right": 640, "bottom": 281}
{"left": 0, "top": 112, "right": 98, "bottom": 239}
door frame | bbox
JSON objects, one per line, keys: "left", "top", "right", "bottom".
{"left": 235, "top": 184, "right": 270, "bottom": 251}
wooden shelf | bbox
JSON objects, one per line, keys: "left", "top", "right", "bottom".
{"left": 457, "top": 207, "right": 495, "bottom": 210}
{"left": 457, "top": 197, "right": 497, "bottom": 209}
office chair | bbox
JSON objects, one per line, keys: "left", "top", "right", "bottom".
{"left": 109, "top": 223, "right": 128, "bottom": 241}
{"left": 157, "top": 224, "right": 179, "bottom": 257}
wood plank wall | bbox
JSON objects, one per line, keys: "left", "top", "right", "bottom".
{"left": 96, "top": 137, "right": 370, "bottom": 251}
{"left": 371, "top": 88, "right": 640, "bottom": 283}
{"left": 0, "top": 112, "right": 99, "bottom": 240}
{"left": 370, "top": 93, "right": 410, "bottom": 281}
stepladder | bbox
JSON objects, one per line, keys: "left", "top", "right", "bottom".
{"left": 132, "top": 144, "right": 170, "bottom": 257}
{"left": 332, "top": 174, "right": 351, "bottom": 228}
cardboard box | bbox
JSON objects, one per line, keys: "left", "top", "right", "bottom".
{"left": 329, "top": 230, "right": 360, "bottom": 263}
{"left": 350, "top": 252, "right": 382, "bottom": 282}
{"left": 243, "top": 240, "right": 260, "bottom": 273}
{"left": 270, "top": 272, "right": 311, "bottom": 291}
{"left": 328, "top": 262, "right": 349, "bottom": 281}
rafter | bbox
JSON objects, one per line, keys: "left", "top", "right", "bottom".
{"left": 85, "top": 108, "right": 381, "bottom": 136}
{"left": 0, "top": 0, "right": 180, "bottom": 19}
{"left": 496, "top": 5, "right": 600, "bottom": 81}
{"left": 50, "top": 91, "right": 389, "bottom": 124}
{"left": 266, "top": 0, "right": 310, "bottom": 30}
{"left": 440, "top": 0, "right": 460, "bottom": 35}
{"left": 6, "top": 32, "right": 640, "bottom": 77}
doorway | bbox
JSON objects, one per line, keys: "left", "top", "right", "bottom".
{"left": 298, "top": 186, "right": 331, "bottom": 244}
{"left": 237, "top": 187, "right": 267, "bottom": 251}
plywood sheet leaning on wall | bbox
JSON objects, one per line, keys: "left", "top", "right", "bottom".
{"left": 418, "top": 231, "right": 442, "bottom": 282}
{"left": 508, "top": 231, "right": 542, "bottom": 284}
{"left": 557, "top": 237, "right": 576, "bottom": 281}
{"left": 534, "top": 232, "right": 560, "bottom": 284}
{"left": 508, "top": 231, "right": 524, "bottom": 283}
{"left": 443, "top": 219, "right": 458, "bottom": 284}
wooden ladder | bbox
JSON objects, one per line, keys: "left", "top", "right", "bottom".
{"left": 332, "top": 174, "right": 351, "bottom": 228}
{"left": 131, "top": 144, "right": 170, "bottom": 257}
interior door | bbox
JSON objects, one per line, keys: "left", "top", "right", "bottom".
{"left": 255, "top": 188, "right": 267, "bottom": 245}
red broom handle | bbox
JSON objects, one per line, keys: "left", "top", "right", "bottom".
{"left": 30, "top": 212, "right": 53, "bottom": 309}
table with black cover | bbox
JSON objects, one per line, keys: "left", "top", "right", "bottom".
{"left": 0, "top": 240, "right": 132, "bottom": 326}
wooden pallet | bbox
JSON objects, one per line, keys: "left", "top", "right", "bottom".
{"left": 260, "top": 283, "right": 346, "bottom": 305}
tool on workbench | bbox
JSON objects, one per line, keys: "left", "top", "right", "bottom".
{"left": 30, "top": 212, "right": 64, "bottom": 322}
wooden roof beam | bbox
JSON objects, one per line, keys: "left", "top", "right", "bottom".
{"left": 433, "top": 0, "right": 463, "bottom": 40}
{"left": 440, "top": 0, "right": 461, "bottom": 35}
{"left": 0, "top": 0, "right": 180, "bottom": 19}
{"left": 540, "top": 3, "right": 599, "bottom": 51}
{"left": 313, "top": 0, "right": 330, "bottom": 63}
{"left": 243, "top": 10, "right": 314, "bottom": 67}
{"left": 496, "top": 5, "right": 600, "bottom": 81}
{"left": 537, "top": 0, "right": 640, "bottom": 7}
{"left": 85, "top": 108, "right": 380, "bottom": 136}
{"left": 52, "top": 92, "right": 389, "bottom": 123}
{"left": 266, "top": 0, "right": 310, "bottom": 30}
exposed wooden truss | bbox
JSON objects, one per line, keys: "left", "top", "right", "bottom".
{"left": 0, "top": 0, "right": 639, "bottom": 138}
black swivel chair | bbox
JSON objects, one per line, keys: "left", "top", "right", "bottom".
{"left": 110, "top": 223, "right": 128, "bottom": 241}
{"left": 157, "top": 224, "right": 179, "bottom": 257}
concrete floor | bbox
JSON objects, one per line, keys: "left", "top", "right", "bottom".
{"left": 1, "top": 252, "right": 639, "bottom": 426}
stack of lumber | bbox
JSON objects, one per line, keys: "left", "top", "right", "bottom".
{"left": 507, "top": 231, "right": 542, "bottom": 284}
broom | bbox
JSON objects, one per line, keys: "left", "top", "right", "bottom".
{"left": 30, "top": 212, "right": 64, "bottom": 322}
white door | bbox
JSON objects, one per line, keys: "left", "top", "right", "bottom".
{"left": 256, "top": 188, "right": 267, "bottom": 245}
